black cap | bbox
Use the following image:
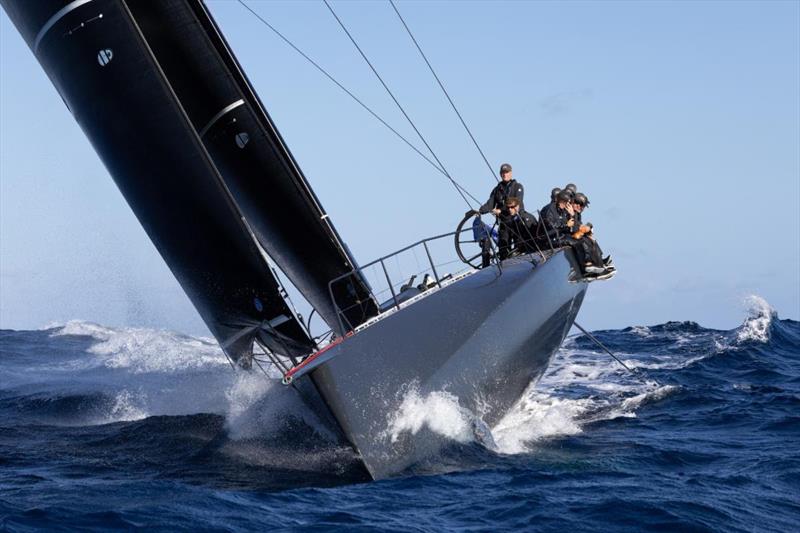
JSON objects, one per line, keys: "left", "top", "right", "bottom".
{"left": 564, "top": 183, "right": 577, "bottom": 193}
{"left": 499, "top": 163, "right": 512, "bottom": 175}
{"left": 550, "top": 187, "right": 561, "bottom": 201}
{"left": 574, "top": 192, "right": 589, "bottom": 206}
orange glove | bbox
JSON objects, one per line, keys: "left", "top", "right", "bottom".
{"left": 572, "top": 225, "right": 592, "bottom": 239}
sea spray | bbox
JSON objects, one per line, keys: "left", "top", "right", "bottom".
{"left": 736, "top": 295, "right": 775, "bottom": 344}
{"left": 50, "top": 319, "right": 226, "bottom": 373}
{"left": 384, "top": 386, "right": 475, "bottom": 444}
{"left": 493, "top": 391, "right": 588, "bottom": 454}
{"left": 106, "top": 389, "right": 149, "bottom": 423}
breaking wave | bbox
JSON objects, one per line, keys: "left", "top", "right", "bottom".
{"left": 736, "top": 294, "right": 775, "bottom": 344}
{"left": 48, "top": 319, "right": 226, "bottom": 373}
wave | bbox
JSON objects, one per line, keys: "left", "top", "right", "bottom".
{"left": 2, "top": 295, "right": 796, "bottom": 476}
{"left": 2, "top": 389, "right": 148, "bottom": 425}
{"left": 47, "top": 320, "right": 227, "bottom": 373}
{"left": 735, "top": 295, "right": 776, "bottom": 344}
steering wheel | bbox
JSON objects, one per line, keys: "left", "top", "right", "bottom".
{"left": 455, "top": 212, "right": 497, "bottom": 269}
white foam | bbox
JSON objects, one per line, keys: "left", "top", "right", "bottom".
{"left": 384, "top": 387, "right": 474, "bottom": 444}
{"left": 223, "top": 372, "right": 338, "bottom": 443}
{"left": 493, "top": 391, "right": 589, "bottom": 454}
{"left": 736, "top": 295, "right": 775, "bottom": 344}
{"left": 225, "top": 372, "right": 276, "bottom": 424}
{"left": 626, "top": 353, "right": 711, "bottom": 371}
{"left": 490, "top": 345, "right": 678, "bottom": 455}
{"left": 50, "top": 320, "right": 227, "bottom": 373}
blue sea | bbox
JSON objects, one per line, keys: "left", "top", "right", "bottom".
{"left": 1, "top": 296, "right": 798, "bottom": 532}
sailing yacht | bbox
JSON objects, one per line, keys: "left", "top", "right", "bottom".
{"left": 2, "top": 0, "right": 588, "bottom": 479}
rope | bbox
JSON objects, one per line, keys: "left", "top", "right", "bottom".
{"left": 388, "top": 0, "right": 498, "bottom": 184}
{"left": 573, "top": 321, "right": 656, "bottom": 386}
{"left": 322, "top": 0, "right": 477, "bottom": 209}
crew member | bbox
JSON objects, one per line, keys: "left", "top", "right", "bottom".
{"left": 570, "top": 192, "right": 613, "bottom": 274}
{"left": 505, "top": 197, "right": 538, "bottom": 254}
{"left": 476, "top": 163, "right": 525, "bottom": 259}
{"left": 558, "top": 183, "right": 576, "bottom": 203}
{"left": 537, "top": 189, "right": 574, "bottom": 247}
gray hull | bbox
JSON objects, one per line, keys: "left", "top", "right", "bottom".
{"left": 307, "top": 249, "right": 587, "bottom": 479}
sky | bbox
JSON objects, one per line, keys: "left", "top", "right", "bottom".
{"left": 1, "top": 0, "right": 798, "bottom": 336}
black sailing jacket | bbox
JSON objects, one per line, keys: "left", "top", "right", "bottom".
{"left": 538, "top": 202, "right": 573, "bottom": 245}
{"left": 478, "top": 179, "right": 525, "bottom": 220}
{"left": 508, "top": 210, "right": 539, "bottom": 253}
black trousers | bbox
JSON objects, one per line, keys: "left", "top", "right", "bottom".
{"left": 498, "top": 223, "right": 512, "bottom": 260}
{"left": 573, "top": 236, "right": 603, "bottom": 268}
{"left": 480, "top": 238, "right": 492, "bottom": 268}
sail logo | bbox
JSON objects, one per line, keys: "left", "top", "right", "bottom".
{"left": 97, "top": 49, "right": 113, "bottom": 66}
{"left": 235, "top": 132, "right": 249, "bottom": 149}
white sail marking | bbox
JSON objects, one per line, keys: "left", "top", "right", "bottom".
{"left": 199, "top": 99, "right": 245, "bottom": 137}
{"left": 34, "top": 0, "right": 96, "bottom": 53}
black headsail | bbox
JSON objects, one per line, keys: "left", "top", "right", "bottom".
{"left": 0, "top": 0, "right": 347, "bottom": 364}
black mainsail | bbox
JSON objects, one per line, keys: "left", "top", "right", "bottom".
{"left": 127, "top": 1, "right": 378, "bottom": 333}
{"left": 1, "top": 0, "right": 376, "bottom": 363}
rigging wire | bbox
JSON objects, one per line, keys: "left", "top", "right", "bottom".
{"left": 321, "top": 0, "right": 477, "bottom": 209}
{"left": 235, "top": 0, "right": 479, "bottom": 205}
{"left": 572, "top": 321, "right": 657, "bottom": 386}
{"left": 388, "top": 0, "right": 498, "bottom": 184}
{"left": 386, "top": 1, "right": 549, "bottom": 262}
{"left": 236, "top": 1, "right": 533, "bottom": 267}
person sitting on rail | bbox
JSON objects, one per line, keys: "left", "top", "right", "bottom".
{"left": 536, "top": 187, "right": 560, "bottom": 229}
{"left": 537, "top": 189, "right": 574, "bottom": 247}
{"left": 570, "top": 192, "right": 614, "bottom": 275}
{"left": 505, "top": 197, "right": 538, "bottom": 255}
{"left": 472, "top": 163, "right": 524, "bottom": 260}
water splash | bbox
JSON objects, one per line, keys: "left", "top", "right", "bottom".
{"left": 492, "top": 341, "right": 678, "bottom": 455}
{"left": 492, "top": 391, "right": 588, "bottom": 454}
{"left": 225, "top": 372, "right": 275, "bottom": 424}
{"left": 736, "top": 295, "right": 775, "bottom": 344}
{"left": 49, "top": 320, "right": 226, "bottom": 373}
{"left": 105, "top": 389, "right": 149, "bottom": 423}
{"left": 384, "top": 387, "right": 474, "bottom": 444}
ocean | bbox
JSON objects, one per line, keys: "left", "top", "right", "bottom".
{"left": 1, "top": 295, "right": 798, "bottom": 532}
